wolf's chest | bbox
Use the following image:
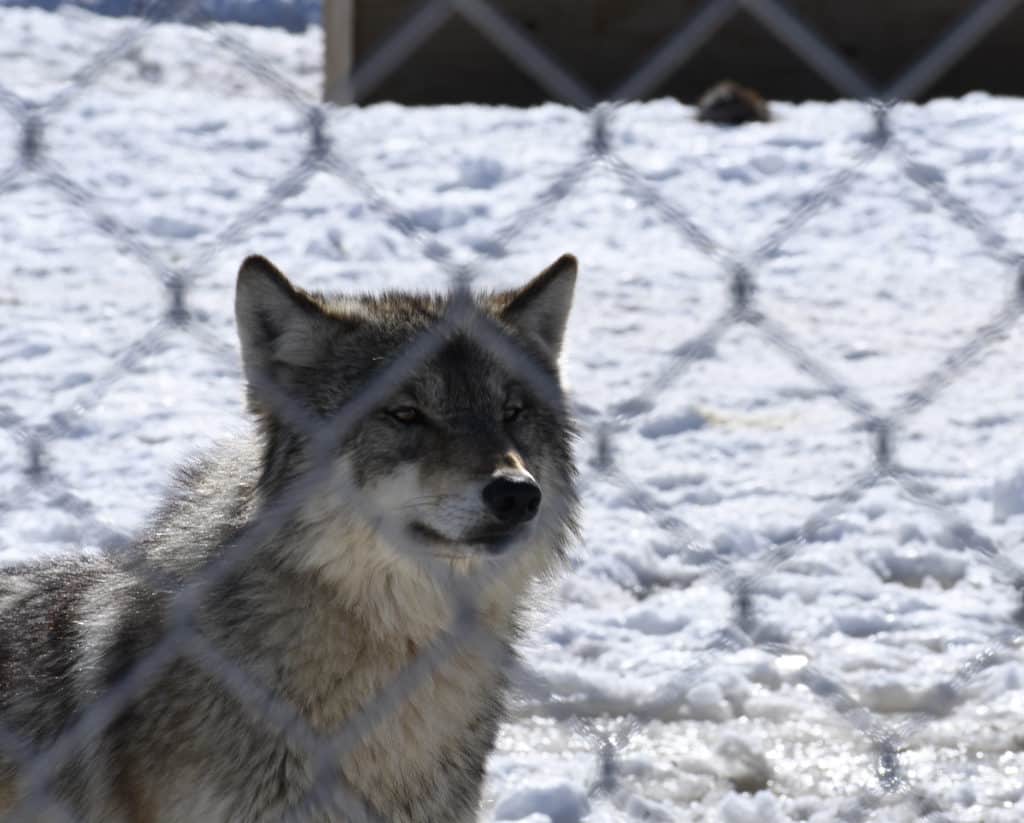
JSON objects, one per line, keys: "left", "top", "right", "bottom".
{"left": 279, "top": 620, "right": 506, "bottom": 821}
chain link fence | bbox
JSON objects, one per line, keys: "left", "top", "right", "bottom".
{"left": 1, "top": 0, "right": 1023, "bottom": 820}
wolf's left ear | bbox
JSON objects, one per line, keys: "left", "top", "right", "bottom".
{"left": 501, "top": 253, "right": 578, "bottom": 358}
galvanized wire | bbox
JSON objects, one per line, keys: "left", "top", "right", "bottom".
{"left": 1, "top": 0, "right": 1022, "bottom": 819}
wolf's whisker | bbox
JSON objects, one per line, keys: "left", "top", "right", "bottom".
{"left": 393, "top": 497, "right": 453, "bottom": 512}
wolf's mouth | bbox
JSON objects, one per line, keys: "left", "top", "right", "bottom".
{"left": 409, "top": 522, "right": 522, "bottom": 554}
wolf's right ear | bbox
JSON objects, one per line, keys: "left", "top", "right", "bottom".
{"left": 235, "top": 255, "right": 331, "bottom": 382}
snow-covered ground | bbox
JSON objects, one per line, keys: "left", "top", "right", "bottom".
{"left": 2, "top": 0, "right": 320, "bottom": 31}
{"left": 3, "top": 6, "right": 1024, "bottom": 821}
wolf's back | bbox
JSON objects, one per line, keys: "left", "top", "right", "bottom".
{"left": 0, "top": 556, "right": 140, "bottom": 813}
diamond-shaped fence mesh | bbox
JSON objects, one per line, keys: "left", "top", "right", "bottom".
{"left": 1, "top": 0, "right": 1023, "bottom": 820}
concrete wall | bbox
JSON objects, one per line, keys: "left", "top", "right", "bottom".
{"left": 326, "top": 0, "right": 1024, "bottom": 104}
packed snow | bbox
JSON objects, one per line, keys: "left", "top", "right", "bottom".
{"left": 2, "top": 6, "right": 1024, "bottom": 821}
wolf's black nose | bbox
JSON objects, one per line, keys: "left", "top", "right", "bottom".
{"left": 482, "top": 477, "right": 541, "bottom": 524}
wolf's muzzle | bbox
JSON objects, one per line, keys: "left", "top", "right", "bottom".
{"left": 482, "top": 476, "right": 541, "bottom": 524}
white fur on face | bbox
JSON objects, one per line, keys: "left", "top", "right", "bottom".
{"left": 291, "top": 456, "right": 563, "bottom": 641}
{"left": 363, "top": 464, "right": 540, "bottom": 550}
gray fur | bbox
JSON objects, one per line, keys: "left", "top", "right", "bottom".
{"left": 0, "top": 254, "right": 580, "bottom": 822}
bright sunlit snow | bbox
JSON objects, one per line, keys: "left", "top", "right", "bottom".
{"left": 2, "top": 6, "right": 1024, "bottom": 822}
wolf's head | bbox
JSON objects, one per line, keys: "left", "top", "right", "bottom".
{"left": 234, "top": 255, "right": 579, "bottom": 629}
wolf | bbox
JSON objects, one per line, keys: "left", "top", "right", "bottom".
{"left": 0, "top": 253, "right": 580, "bottom": 822}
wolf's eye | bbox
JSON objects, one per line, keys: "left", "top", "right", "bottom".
{"left": 388, "top": 406, "right": 423, "bottom": 424}
{"left": 503, "top": 404, "right": 524, "bottom": 423}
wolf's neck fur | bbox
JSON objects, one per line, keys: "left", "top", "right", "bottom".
{"left": 156, "top": 435, "right": 554, "bottom": 651}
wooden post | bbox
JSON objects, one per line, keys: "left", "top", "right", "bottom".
{"left": 323, "top": 0, "right": 355, "bottom": 104}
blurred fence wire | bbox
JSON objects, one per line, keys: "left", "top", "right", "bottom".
{"left": 1, "top": 0, "right": 1024, "bottom": 820}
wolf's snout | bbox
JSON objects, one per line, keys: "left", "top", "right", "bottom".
{"left": 482, "top": 477, "right": 541, "bottom": 524}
